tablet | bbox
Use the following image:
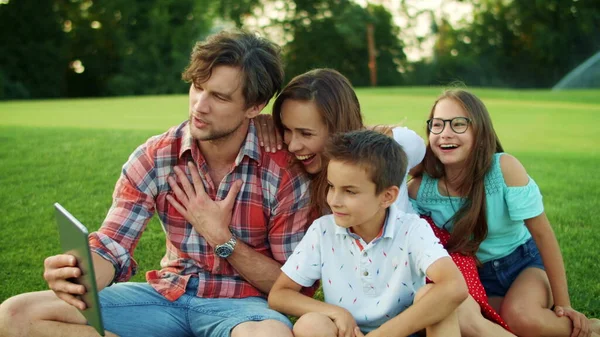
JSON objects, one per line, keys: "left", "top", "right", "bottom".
{"left": 54, "top": 203, "right": 105, "bottom": 336}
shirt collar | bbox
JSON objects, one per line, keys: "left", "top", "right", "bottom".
{"left": 179, "top": 120, "right": 262, "bottom": 165}
{"left": 334, "top": 203, "right": 403, "bottom": 241}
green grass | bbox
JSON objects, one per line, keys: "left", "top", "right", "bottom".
{"left": 1, "top": 87, "right": 599, "bottom": 317}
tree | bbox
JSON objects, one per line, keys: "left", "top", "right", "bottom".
{"left": 422, "top": 0, "right": 600, "bottom": 87}
{"left": 0, "top": 0, "right": 67, "bottom": 99}
{"left": 282, "top": 0, "right": 407, "bottom": 86}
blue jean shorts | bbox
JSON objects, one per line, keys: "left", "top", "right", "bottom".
{"left": 98, "top": 277, "right": 291, "bottom": 337}
{"left": 478, "top": 238, "right": 545, "bottom": 298}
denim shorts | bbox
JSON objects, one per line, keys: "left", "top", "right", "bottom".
{"left": 98, "top": 277, "right": 291, "bottom": 337}
{"left": 478, "top": 238, "right": 545, "bottom": 298}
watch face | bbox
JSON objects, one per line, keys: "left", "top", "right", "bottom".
{"left": 215, "top": 245, "right": 234, "bottom": 258}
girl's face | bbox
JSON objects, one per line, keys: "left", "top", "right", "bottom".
{"left": 280, "top": 99, "right": 330, "bottom": 174}
{"left": 429, "top": 98, "right": 475, "bottom": 170}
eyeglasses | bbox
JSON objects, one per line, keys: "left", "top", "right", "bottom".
{"left": 427, "top": 117, "right": 472, "bottom": 134}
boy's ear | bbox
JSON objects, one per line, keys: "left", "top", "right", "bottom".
{"left": 245, "top": 101, "right": 267, "bottom": 119}
{"left": 380, "top": 186, "right": 399, "bottom": 208}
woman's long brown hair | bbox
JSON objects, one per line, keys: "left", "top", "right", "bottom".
{"left": 413, "top": 89, "right": 503, "bottom": 256}
{"left": 272, "top": 68, "right": 364, "bottom": 213}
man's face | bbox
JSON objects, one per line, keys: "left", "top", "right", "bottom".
{"left": 188, "top": 66, "right": 257, "bottom": 142}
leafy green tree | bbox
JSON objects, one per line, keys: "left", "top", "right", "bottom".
{"left": 283, "top": 0, "right": 406, "bottom": 86}
{"left": 0, "top": 0, "right": 67, "bottom": 99}
{"left": 423, "top": 0, "right": 600, "bottom": 87}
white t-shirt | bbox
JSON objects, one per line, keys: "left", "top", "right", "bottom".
{"left": 281, "top": 204, "right": 448, "bottom": 332}
{"left": 391, "top": 127, "right": 425, "bottom": 214}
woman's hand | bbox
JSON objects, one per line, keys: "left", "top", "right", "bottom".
{"left": 254, "top": 114, "right": 282, "bottom": 153}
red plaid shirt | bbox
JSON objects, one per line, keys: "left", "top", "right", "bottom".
{"left": 89, "top": 120, "right": 313, "bottom": 301}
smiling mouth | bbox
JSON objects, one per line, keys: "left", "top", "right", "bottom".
{"left": 296, "top": 154, "right": 316, "bottom": 162}
{"left": 440, "top": 144, "right": 458, "bottom": 149}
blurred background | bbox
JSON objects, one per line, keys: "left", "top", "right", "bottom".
{"left": 1, "top": 0, "right": 599, "bottom": 100}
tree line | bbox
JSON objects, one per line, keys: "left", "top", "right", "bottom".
{"left": 0, "top": 0, "right": 598, "bottom": 99}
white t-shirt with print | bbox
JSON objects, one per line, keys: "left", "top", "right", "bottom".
{"left": 281, "top": 204, "right": 448, "bottom": 332}
{"left": 391, "top": 127, "right": 425, "bottom": 214}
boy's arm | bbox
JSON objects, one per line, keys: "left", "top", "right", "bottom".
{"left": 268, "top": 273, "right": 357, "bottom": 335}
{"left": 371, "top": 257, "right": 468, "bottom": 337}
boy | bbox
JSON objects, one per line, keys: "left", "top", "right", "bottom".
{"left": 268, "top": 130, "right": 468, "bottom": 337}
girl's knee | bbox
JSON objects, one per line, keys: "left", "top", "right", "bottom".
{"left": 293, "top": 312, "right": 337, "bottom": 337}
{"left": 501, "top": 303, "right": 542, "bottom": 336}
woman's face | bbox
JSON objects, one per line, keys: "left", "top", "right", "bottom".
{"left": 280, "top": 99, "right": 330, "bottom": 174}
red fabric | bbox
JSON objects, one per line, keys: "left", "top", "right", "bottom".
{"left": 421, "top": 216, "right": 510, "bottom": 331}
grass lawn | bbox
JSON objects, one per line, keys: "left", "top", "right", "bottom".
{"left": 0, "top": 87, "right": 598, "bottom": 317}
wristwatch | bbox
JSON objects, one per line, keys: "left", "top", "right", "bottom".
{"left": 214, "top": 235, "right": 237, "bottom": 258}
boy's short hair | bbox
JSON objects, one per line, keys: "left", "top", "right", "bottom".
{"left": 182, "top": 29, "right": 284, "bottom": 109}
{"left": 325, "top": 129, "right": 408, "bottom": 194}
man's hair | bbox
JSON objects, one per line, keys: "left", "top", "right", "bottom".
{"left": 325, "top": 130, "right": 407, "bottom": 195}
{"left": 182, "top": 29, "right": 284, "bottom": 108}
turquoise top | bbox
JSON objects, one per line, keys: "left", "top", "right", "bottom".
{"left": 410, "top": 153, "right": 544, "bottom": 263}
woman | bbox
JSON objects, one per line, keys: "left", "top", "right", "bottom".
{"left": 257, "top": 68, "right": 424, "bottom": 215}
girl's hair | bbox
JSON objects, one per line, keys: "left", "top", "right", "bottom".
{"left": 272, "top": 68, "right": 364, "bottom": 213}
{"left": 413, "top": 89, "right": 504, "bottom": 256}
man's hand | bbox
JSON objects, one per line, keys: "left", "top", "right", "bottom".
{"left": 43, "top": 254, "right": 87, "bottom": 310}
{"left": 166, "top": 162, "right": 243, "bottom": 247}
{"left": 555, "top": 305, "right": 591, "bottom": 337}
{"left": 329, "top": 308, "right": 359, "bottom": 337}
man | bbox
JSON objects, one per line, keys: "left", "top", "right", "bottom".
{"left": 0, "top": 30, "right": 312, "bottom": 337}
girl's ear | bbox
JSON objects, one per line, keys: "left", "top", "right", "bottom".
{"left": 380, "top": 186, "right": 399, "bottom": 208}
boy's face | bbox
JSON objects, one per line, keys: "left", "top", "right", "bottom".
{"left": 326, "top": 160, "right": 391, "bottom": 237}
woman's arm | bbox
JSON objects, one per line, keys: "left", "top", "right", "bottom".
{"left": 254, "top": 114, "right": 283, "bottom": 153}
{"left": 370, "top": 125, "right": 426, "bottom": 172}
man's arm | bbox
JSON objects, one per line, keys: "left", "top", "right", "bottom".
{"left": 43, "top": 252, "right": 116, "bottom": 311}
{"left": 44, "top": 142, "right": 158, "bottom": 310}
{"left": 168, "top": 162, "right": 312, "bottom": 294}
{"left": 225, "top": 241, "right": 284, "bottom": 293}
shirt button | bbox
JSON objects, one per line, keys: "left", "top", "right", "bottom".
{"left": 493, "top": 261, "right": 500, "bottom": 267}
{"left": 363, "top": 252, "right": 368, "bottom": 257}
{"left": 363, "top": 271, "right": 369, "bottom": 276}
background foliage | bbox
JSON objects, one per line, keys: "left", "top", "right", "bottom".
{"left": 1, "top": 0, "right": 599, "bottom": 98}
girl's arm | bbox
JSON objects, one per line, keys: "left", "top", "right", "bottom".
{"left": 501, "top": 154, "right": 589, "bottom": 325}
{"left": 268, "top": 273, "right": 358, "bottom": 334}
{"left": 370, "top": 257, "right": 468, "bottom": 337}
{"left": 525, "top": 213, "right": 571, "bottom": 307}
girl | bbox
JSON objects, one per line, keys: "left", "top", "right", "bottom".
{"left": 408, "top": 88, "right": 600, "bottom": 337}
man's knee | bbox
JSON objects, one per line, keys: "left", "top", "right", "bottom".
{"left": 0, "top": 294, "right": 35, "bottom": 336}
{"left": 231, "top": 319, "right": 293, "bottom": 337}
